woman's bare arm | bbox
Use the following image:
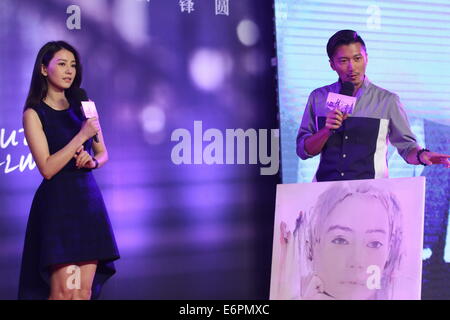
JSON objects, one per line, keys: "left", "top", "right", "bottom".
{"left": 90, "top": 114, "right": 108, "bottom": 169}
{"left": 23, "top": 108, "right": 97, "bottom": 179}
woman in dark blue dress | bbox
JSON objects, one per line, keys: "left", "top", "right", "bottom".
{"left": 19, "top": 41, "right": 120, "bottom": 300}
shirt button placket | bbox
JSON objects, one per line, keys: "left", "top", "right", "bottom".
{"left": 341, "top": 135, "right": 348, "bottom": 178}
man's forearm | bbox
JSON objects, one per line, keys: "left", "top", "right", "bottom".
{"left": 304, "top": 127, "right": 333, "bottom": 156}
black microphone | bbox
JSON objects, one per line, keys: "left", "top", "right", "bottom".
{"left": 334, "top": 81, "right": 354, "bottom": 133}
{"left": 72, "top": 88, "right": 99, "bottom": 143}
{"left": 340, "top": 81, "right": 354, "bottom": 96}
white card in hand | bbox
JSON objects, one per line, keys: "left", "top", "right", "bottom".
{"left": 81, "top": 101, "right": 98, "bottom": 119}
{"left": 326, "top": 92, "right": 356, "bottom": 115}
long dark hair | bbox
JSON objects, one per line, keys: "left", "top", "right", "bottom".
{"left": 24, "top": 41, "right": 83, "bottom": 111}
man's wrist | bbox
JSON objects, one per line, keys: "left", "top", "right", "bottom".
{"left": 417, "top": 148, "right": 430, "bottom": 166}
{"left": 320, "top": 127, "right": 333, "bottom": 137}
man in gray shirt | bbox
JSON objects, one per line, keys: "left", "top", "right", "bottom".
{"left": 296, "top": 29, "right": 450, "bottom": 182}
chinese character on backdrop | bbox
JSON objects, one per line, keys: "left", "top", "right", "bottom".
{"left": 215, "top": 0, "right": 229, "bottom": 16}
{"left": 179, "top": 0, "right": 195, "bottom": 13}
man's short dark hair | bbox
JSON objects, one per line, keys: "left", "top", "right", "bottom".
{"left": 326, "top": 30, "right": 366, "bottom": 60}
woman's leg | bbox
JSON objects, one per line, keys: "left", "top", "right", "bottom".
{"left": 48, "top": 260, "right": 98, "bottom": 300}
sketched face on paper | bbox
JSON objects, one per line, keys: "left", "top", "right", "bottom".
{"left": 313, "top": 195, "right": 389, "bottom": 300}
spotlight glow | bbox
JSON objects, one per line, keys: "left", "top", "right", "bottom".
{"left": 189, "top": 49, "right": 232, "bottom": 91}
{"left": 140, "top": 105, "right": 166, "bottom": 134}
{"left": 236, "top": 19, "right": 260, "bottom": 47}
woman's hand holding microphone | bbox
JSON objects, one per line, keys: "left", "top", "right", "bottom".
{"left": 79, "top": 117, "right": 100, "bottom": 141}
{"left": 74, "top": 118, "right": 100, "bottom": 169}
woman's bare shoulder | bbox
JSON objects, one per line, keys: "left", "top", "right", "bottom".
{"left": 23, "top": 107, "right": 43, "bottom": 128}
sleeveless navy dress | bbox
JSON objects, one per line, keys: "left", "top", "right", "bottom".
{"left": 18, "top": 100, "right": 120, "bottom": 300}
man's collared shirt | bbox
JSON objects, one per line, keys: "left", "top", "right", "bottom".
{"left": 297, "top": 77, "right": 419, "bottom": 182}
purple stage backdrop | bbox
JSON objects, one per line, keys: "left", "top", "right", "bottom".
{"left": 0, "top": 0, "right": 279, "bottom": 299}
